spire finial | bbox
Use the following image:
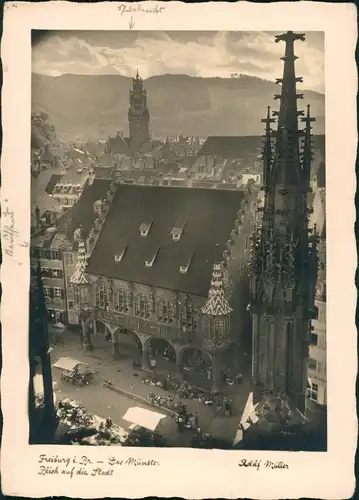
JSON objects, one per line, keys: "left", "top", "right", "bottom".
{"left": 215, "top": 243, "right": 220, "bottom": 264}
{"left": 136, "top": 68, "right": 139, "bottom": 79}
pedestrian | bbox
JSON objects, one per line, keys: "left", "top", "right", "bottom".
{"left": 236, "top": 373, "right": 243, "bottom": 384}
{"left": 224, "top": 397, "right": 232, "bottom": 416}
{"left": 194, "top": 411, "right": 199, "bottom": 428}
{"left": 177, "top": 416, "right": 184, "bottom": 432}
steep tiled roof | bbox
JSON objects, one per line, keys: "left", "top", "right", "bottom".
{"left": 107, "top": 135, "right": 130, "bottom": 154}
{"left": 45, "top": 174, "right": 63, "bottom": 194}
{"left": 87, "top": 185, "right": 245, "bottom": 296}
{"left": 55, "top": 178, "right": 111, "bottom": 242}
{"left": 94, "top": 166, "right": 114, "bottom": 179}
{"left": 32, "top": 179, "right": 111, "bottom": 250}
{"left": 197, "top": 136, "right": 263, "bottom": 159}
{"left": 197, "top": 135, "right": 325, "bottom": 165}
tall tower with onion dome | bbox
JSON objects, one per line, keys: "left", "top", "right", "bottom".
{"left": 128, "top": 70, "right": 150, "bottom": 154}
{"left": 201, "top": 248, "right": 233, "bottom": 391}
{"left": 248, "top": 32, "right": 319, "bottom": 413}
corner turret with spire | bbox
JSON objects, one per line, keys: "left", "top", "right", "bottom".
{"left": 201, "top": 245, "right": 233, "bottom": 390}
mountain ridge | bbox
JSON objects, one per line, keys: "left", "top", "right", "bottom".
{"left": 32, "top": 72, "right": 325, "bottom": 141}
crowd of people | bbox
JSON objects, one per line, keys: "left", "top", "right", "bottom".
{"left": 175, "top": 404, "right": 200, "bottom": 432}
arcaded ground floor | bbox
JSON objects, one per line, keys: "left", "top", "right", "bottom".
{"left": 75, "top": 318, "right": 253, "bottom": 391}
{"left": 48, "top": 327, "right": 254, "bottom": 446}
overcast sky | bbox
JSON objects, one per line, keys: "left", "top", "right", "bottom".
{"left": 32, "top": 30, "right": 325, "bottom": 92}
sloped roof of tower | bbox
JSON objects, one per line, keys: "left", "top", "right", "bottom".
{"left": 107, "top": 134, "right": 130, "bottom": 155}
{"left": 86, "top": 185, "right": 245, "bottom": 297}
{"left": 201, "top": 262, "right": 233, "bottom": 316}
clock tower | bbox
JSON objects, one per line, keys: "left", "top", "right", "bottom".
{"left": 128, "top": 70, "right": 150, "bottom": 154}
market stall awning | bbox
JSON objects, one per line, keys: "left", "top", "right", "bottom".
{"left": 53, "top": 357, "right": 87, "bottom": 371}
{"left": 122, "top": 406, "right": 167, "bottom": 432}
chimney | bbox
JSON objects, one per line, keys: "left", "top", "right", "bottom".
{"left": 88, "top": 169, "right": 95, "bottom": 185}
{"left": 35, "top": 206, "right": 41, "bottom": 228}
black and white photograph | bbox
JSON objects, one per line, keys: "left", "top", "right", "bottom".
{"left": 29, "top": 29, "right": 327, "bottom": 450}
{"left": 0, "top": 2, "right": 356, "bottom": 498}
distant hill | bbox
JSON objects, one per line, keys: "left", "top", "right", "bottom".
{"left": 32, "top": 73, "right": 325, "bottom": 141}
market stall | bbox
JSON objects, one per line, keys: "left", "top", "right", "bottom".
{"left": 56, "top": 399, "right": 128, "bottom": 446}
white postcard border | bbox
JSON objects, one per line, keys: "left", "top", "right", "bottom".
{"left": 1, "top": 1, "right": 357, "bottom": 498}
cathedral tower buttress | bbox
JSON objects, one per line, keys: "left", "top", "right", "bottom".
{"left": 128, "top": 70, "right": 150, "bottom": 154}
{"left": 249, "top": 32, "right": 319, "bottom": 413}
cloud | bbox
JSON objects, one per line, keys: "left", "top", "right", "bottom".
{"left": 32, "top": 31, "right": 325, "bottom": 92}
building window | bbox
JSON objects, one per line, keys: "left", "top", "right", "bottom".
{"left": 215, "top": 318, "right": 225, "bottom": 336}
{"left": 51, "top": 250, "right": 60, "bottom": 260}
{"left": 54, "top": 287, "right": 64, "bottom": 299}
{"left": 308, "top": 357, "right": 317, "bottom": 371}
{"left": 68, "top": 301, "right": 74, "bottom": 309}
{"left": 64, "top": 253, "right": 74, "bottom": 266}
{"left": 157, "top": 298, "right": 174, "bottom": 324}
{"left": 135, "top": 293, "right": 149, "bottom": 318}
{"left": 44, "top": 250, "right": 52, "bottom": 260}
{"left": 180, "top": 301, "right": 198, "bottom": 331}
{"left": 96, "top": 282, "right": 106, "bottom": 308}
{"left": 52, "top": 268, "right": 63, "bottom": 279}
{"left": 115, "top": 289, "right": 128, "bottom": 313}
{"left": 307, "top": 382, "right": 318, "bottom": 401}
{"left": 310, "top": 332, "right": 318, "bottom": 345}
{"left": 74, "top": 286, "right": 88, "bottom": 307}
{"left": 43, "top": 286, "right": 51, "bottom": 297}
{"left": 42, "top": 267, "right": 52, "bottom": 278}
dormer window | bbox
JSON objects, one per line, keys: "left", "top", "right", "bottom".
{"left": 94, "top": 199, "right": 103, "bottom": 216}
{"left": 114, "top": 246, "right": 126, "bottom": 263}
{"left": 171, "top": 222, "right": 186, "bottom": 241}
{"left": 139, "top": 220, "right": 153, "bottom": 237}
{"left": 179, "top": 253, "right": 194, "bottom": 274}
{"left": 145, "top": 249, "right": 159, "bottom": 268}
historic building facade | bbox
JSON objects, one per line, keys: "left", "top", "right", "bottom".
{"left": 248, "top": 32, "right": 319, "bottom": 413}
{"left": 31, "top": 178, "right": 112, "bottom": 325}
{"left": 69, "top": 183, "right": 257, "bottom": 388}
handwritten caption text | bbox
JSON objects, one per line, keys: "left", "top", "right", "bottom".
{"left": 2, "top": 200, "right": 28, "bottom": 260}
{"left": 37, "top": 454, "right": 160, "bottom": 478}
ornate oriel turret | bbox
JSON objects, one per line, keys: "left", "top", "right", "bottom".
{"left": 128, "top": 70, "right": 150, "bottom": 154}
{"left": 249, "top": 31, "right": 318, "bottom": 413}
{"left": 71, "top": 226, "right": 93, "bottom": 351}
{"left": 202, "top": 247, "right": 233, "bottom": 390}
